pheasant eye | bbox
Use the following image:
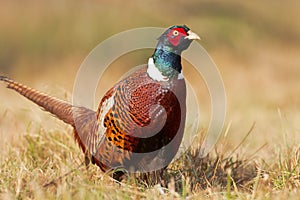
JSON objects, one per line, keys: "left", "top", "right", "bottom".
{"left": 172, "top": 30, "right": 179, "bottom": 36}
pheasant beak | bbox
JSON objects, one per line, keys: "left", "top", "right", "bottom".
{"left": 185, "top": 30, "right": 201, "bottom": 40}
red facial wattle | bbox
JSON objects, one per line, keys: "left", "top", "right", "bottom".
{"left": 167, "top": 28, "right": 188, "bottom": 46}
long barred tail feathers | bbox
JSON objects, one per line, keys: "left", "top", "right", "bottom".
{"left": 0, "top": 76, "right": 80, "bottom": 127}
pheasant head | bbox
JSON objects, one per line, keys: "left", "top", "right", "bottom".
{"left": 149, "top": 25, "right": 200, "bottom": 80}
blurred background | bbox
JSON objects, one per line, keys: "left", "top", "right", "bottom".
{"left": 0, "top": 0, "right": 299, "bottom": 158}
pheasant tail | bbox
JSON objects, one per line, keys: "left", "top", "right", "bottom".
{"left": 0, "top": 76, "right": 88, "bottom": 127}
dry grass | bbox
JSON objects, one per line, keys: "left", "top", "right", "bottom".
{"left": 0, "top": 0, "right": 300, "bottom": 199}
{"left": 0, "top": 124, "right": 299, "bottom": 199}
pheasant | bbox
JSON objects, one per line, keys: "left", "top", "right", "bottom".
{"left": 0, "top": 25, "right": 200, "bottom": 183}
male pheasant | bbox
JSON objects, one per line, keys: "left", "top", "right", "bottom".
{"left": 0, "top": 25, "right": 200, "bottom": 182}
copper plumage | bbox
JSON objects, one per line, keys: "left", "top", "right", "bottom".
{"left": 0, "top": 25, "right": 200, "bottom": 183}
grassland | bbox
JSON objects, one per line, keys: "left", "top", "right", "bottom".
{"left": 0, "top": 0, "right": 299, "bottom": 199}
